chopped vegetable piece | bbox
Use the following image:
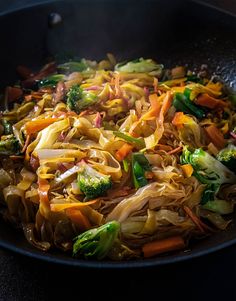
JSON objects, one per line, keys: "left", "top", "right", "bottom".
{"left": 66, "top": 85, "right": 97, "bottom": 113}
{"left": 142, "top": 236, "right": 185, "bottom": 258}
{"left": 205, "top": 125, "right": 226, "bottom": 150}
{"left": 0, "top": 138, "right": 20, "bottom": 155}
{"left": 132, "top": 153, "right": 150, "bottom": 188}
{"left": 115, "top": 58, "right": 163, "bottom": 75}
{"left": 181, "top": 164, "right": 193, "bottom": 177}
{"left": 116, "top": 143, "right": 133, "bottom": 161}
{"left": 202, "top": 200, "right": 234, "bottom": 215}
{"left": 38, "top": 74, "right": 65, "bottom": 87}
{"left": 25, "top": 118, "right": 59, "bottom": 135}
{"left": 73, "top": 221, "right": 120, "bottom": 259}
{"left": 77, "top": 161, "right": 112, "bottom": 199}
{"left": 195, "top": 93, "right": 227, "bottom": 109}
{"left": 173, "top": 92, "right": 205, "bottom": 119}
{"left": 217, "top": 144, "right": 236, "bottom": 173}
{"left": 66, "top": 208, "right": 91, "bottom": 230}
{"left": 114, "top": 131, "right": 145, "bottom": 148}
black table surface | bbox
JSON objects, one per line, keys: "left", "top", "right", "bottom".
{"left": 0, "top": 1, "right": 236, "bottom": 300}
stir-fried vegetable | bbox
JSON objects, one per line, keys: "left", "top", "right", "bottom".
{"left": 115, "top": 58, "right": 163, "bottom": 75}
{"left": 73, "top": 221, "right": 120, "bottom": 259}
{"left": 0, "top": 54, "right": 235, "bottom": 261}
{"left": 66, "top": 85, "right": 97, "bottom": 113}
{"left": 77, "top": 161, "right": 112, "bottom": 199}
{"left": 217, "top": 144, "right": 236, "bottom": 173}
{"left": 173, "top": 92, "right": 205, "bottom": 119}
{"left": 0, "top": 137, "right": 20, "bottom": 155}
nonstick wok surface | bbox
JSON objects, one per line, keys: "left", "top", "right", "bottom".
{"left": 0, "top": 0, "right": 235, "bottom": 268}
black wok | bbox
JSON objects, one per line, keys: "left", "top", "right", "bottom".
{"left": 0, "top": 0, "right": 235, "bottom": 268}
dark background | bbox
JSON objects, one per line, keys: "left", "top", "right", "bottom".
{"left": 0, "top": 1, "right": 236, "bottom": 300}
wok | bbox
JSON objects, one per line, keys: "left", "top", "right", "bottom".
{"left": 0, "top": 0, "right": 235, "bottom": 268}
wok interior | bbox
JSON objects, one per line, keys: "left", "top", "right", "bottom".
{"left": 0, "top": 0, "right": 235, "bottom": 266}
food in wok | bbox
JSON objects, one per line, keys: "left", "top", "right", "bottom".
{"left": 0, "top": 54, "right": 236, "bottom": 260}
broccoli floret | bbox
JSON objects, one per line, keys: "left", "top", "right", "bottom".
{"left": 73, "top": 221, "right": 120, "bottom": 259}
{"left": 0, "top": 137, "right": 20, "bottom": 155}
{"left": 115, "top": 58, "right": 163, "bottom": 76}
{"left": 77, "top": 162, "right": 112, "bottom": 199}
{"left": 181, "top": 146, "right": 236, "bottom": 185}
{"left": 217, "top": 144, "right": 236, "bottom": 173}
{"left": 66, "top": 85, "right": 97, "bottom": 113}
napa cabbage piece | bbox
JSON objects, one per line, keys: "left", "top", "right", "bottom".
{"left": 181, "top": 146, "right": 236, "bottom": 185}
{"left": 115, "top": 58, "right": 163, "bottom": 76}
{"left": 73, "top": 221, "right": 120, "bottom": 259}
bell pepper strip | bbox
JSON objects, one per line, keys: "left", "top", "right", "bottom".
{"left": 50, "top": 199, "right": 98, "bottom": 212}
{"left": 142, "top": 236, "right": 185, "bottom": 258}
{"left": 66, "top": 208, "right": 91, "bottom": 231}
{"left": 115, "top": 143, "right": 134, "bottom": 161}
{"left": 181, "top": 164, "right": 194, "bottom": 177}
{"left": 25, "top": 118, "right": 59, "bottom": 135}
{"left": 195, "top": 93, "right": 228, "bottom": 109}
{"left": 205, "top": 124, "right": 226, "bottom": 150}
{"left": 173, "top": 92, "right": 205, "bottom": 119}
{"left": 113, "top": 131, "right": 145, "bottom": 148}
{"left": 132, "top": 153, "right": 150, "bottom": 188}
{"left": 172, "top": 112, "right": 195, "bottom": 129}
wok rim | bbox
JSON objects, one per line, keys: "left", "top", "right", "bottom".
{"left": 0, "top": 235, "right": 236, "bottom": 268}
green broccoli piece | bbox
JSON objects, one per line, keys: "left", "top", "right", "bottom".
{"left": 77, "top": 162, "right": 112, "bottom": 199}
{"left": 115, "top": 58, "right": 163, "bottom": 75}
{"left": 0, "top": 137, "right": 20, "bottom": 155}
{"left": 217, "top": 144, "right": 236, "bottom": 173}
{"left": 181, "top": 146, "right": 236, "bottom": 185}
{"left": 181, "top": 146, "right": 236, "bottom": 204}
{"left": 73, "top": 221, "right": 120, "bottom": 259}
{"left": 66, "top": 85, "right": 97, "bottom": 113}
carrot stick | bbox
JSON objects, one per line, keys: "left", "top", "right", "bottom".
{"left": 50, "top": 199, "right": 98, "bottom": 212}
{"left": 167, "top": 146, "right": 182, "bottom": 155}
{"left": 115, "top": 143, "right": 133, "bottom": 161}
{"left": 183, "top": 206, "right": 205, "bottom": 233}
{"left": 181, "top": 164, "right": 194, "bottom": 177}
{"left": 205, "top": 124, "right": 226, "bottom": 150}
{"left": 38, "top": 179, "right": 50, "bottom": 204}
{"left": 142, "top": 236, "right": 185, "bottom": 258}
{"left": 159, "top": 91, "right": 173, "bottom": 118}
{"left": 66, "top": 208, "right": 91, "bottom": 231}
{"left": 25, "top": 118, "right": 59, "bottom": 135}
{"left": 195, "top": 93, "right": 227, "bottom": 109}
